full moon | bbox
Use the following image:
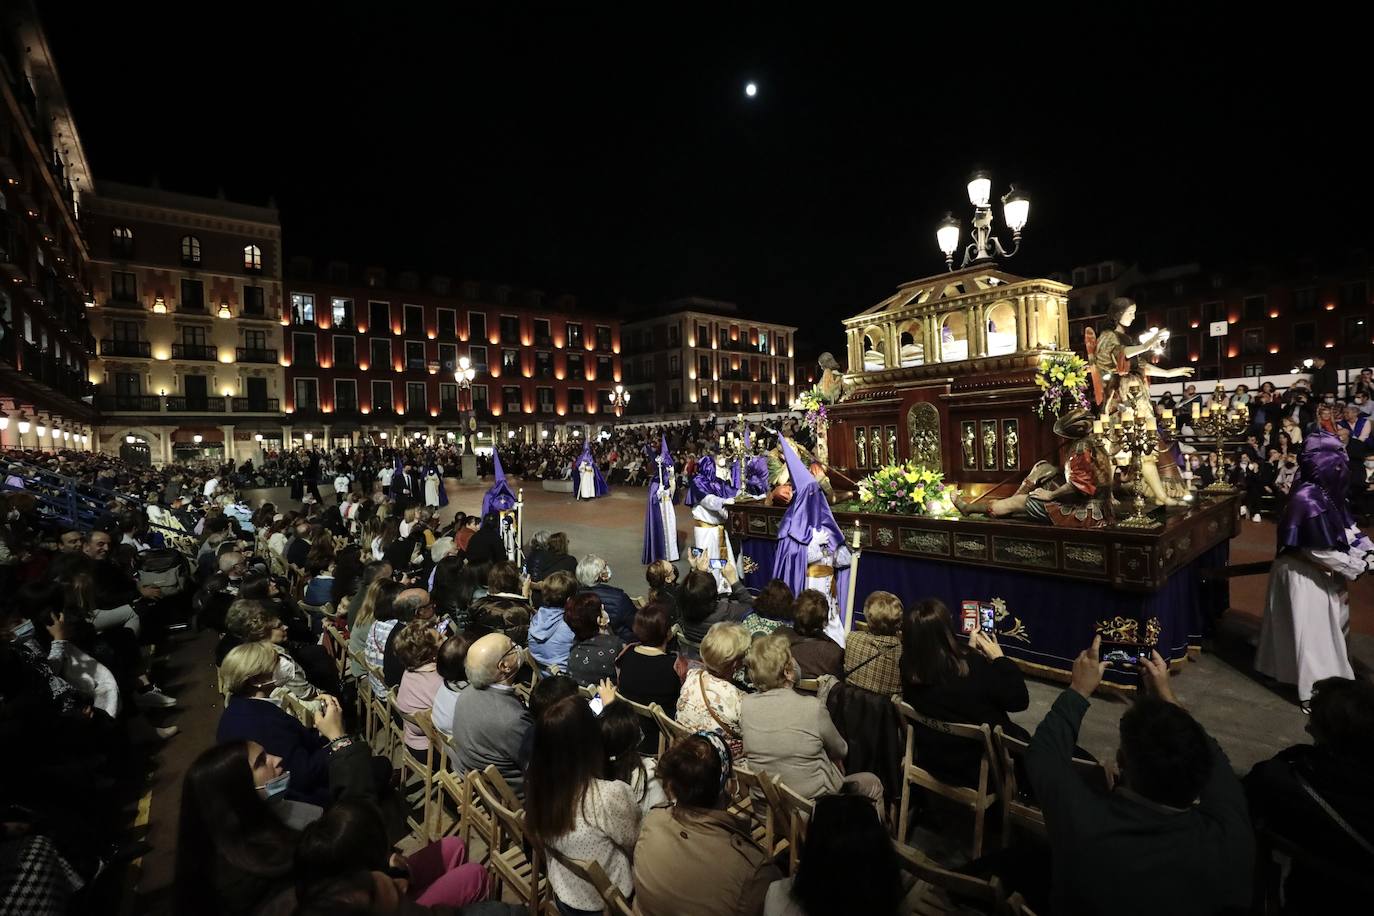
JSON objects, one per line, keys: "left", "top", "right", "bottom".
{"left": 745, "top": 81, "right": 757, "bottom": 98}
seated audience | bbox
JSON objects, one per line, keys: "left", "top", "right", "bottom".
{"left": 677, "top": 622, "right": 751, "bottom": 756}
{"left": 430, "top": 631, "right": 474, "bottom": 741}
{"left": 566, "top": 592, "right": 623, "bottom": 687}
{"left": 394, "top": 618, "right": 445, "bottom": 752}
{"left": 764, "top": 794, "right": 911, "bottom": 916}
{"left": 741, "top": 579, "right": 795, "bottom": 638}
{"left": 617, "top": 601, "right": 683, "bottom": 752}
{"left": 644, "top": 558, "right": 681, "bottom": 623}
{"left": 677, "top": 565, "right": 752, "bottom": 658}
{"left": 600, "top": 692, "right": 668, "bottom": 818}
{"left": 528, "top": 570, "right": 578, "bottom": 672}
{"left": 447, "top": 633, "right": 533, "bottom": 796}
{"left": 525, "top": 692, "right": 641, "bottom": 915}
{"left": 633, "top": 733, "right": 782, "bottom": 916}
{"left": 349, "top": 577, "right": 399, "bottom": 679}
{"left": 381, "top": 587, "right": 435, "bottom": 690}
{"left": 576, "top": 554, "right": 638, "bottom": 643}
{"left": 842, "top": 590, "right": 904, "bottom": 695}
{"left": 467, "top": 560, "right": 532, "bottom": 644}
{"left": 900, "top": 598, "right": 1028, "bottom": 787}
{"left": 1024, "top": 639, "right": 1253, "bottom": 914}
{"left": 1245, "top": 676, "right": 1374, "bottom": 909}
{"left": 740, "top": 633, "right": 884, "bottom": 813}
{"left": 785, "top": 589, "right": 843, "bottom": 680}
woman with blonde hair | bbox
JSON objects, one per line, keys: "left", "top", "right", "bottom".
{"left": 348, "top": 577, "right": 400, "bottom": 677}
{"left": 675, "top": 622, "right": 750, "bottom": 757}
{"left": 842, "top": 590, "right": 905, "bottom": 695}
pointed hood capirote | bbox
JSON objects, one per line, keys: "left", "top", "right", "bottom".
{"left": 482, "top": 450, "right": 517, "bottom": 517}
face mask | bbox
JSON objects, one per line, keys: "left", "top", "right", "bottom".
{"left": 257, "top": 770, "right": 291, "bottom": 800}
{"left": 11, "top": 620, "right": 34, "bottom": 641}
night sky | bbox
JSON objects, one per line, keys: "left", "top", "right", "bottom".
{"left": 40, "top": 3, "right": 1365, "bottom": 354}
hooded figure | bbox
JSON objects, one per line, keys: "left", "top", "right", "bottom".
{"left": 772, "top": 438, "right": 853, "bottom": 646}
{"left": 574, "top": 440, "right": 609, "bottom": 500}
{"left": 642, "top": 436, "right": 679, "bottom": 564}
{"left": 424, "top": 462, "right": 447, "bottom": 508}
{"left": 1256, "top": 432, "right": 1372, "bottom": 706}
{"left": 482, "top": 450, "right": 518, "bottom": 518}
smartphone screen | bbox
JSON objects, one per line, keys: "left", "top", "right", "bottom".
{"left": 979, "top": 603, "right": 996, "bottom": 633}
{"left": 1101, "top": 642, "right": 1147, "bottom": 670}
{"left": 587, "top": 697, "right": 604, "bottom": 716}
{"left": 690, "top": 547, "right": 704, "bottom": 559}
{"left": 436, "top": 618, "right": 450, "bottom": 636}
{"left": 709, "top": 558, "right": 727, "bottom": 570}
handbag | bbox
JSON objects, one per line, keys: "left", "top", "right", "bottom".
{"left": 697, "top": 672, "right": 740, "bottom": 740}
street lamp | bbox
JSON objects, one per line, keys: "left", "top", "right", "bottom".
{"left": 16, "top": 413, "right": 30, "bottom": 435}
{"left": 936, "top": 169, "right": 1030, "bottom": 271}
{"left": 193, "top": 434, "right": 203, "bottom": 444}
{"left": 610, "top": 383, "right": 630, "bottom": 418}
{"left": 454, "top": 356, "right": 477, "bottom": 451}
{"left": 0, "top": 409, "right": 8, "bottom": 431}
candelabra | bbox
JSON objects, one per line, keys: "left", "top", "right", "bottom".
{"left": 717, "top": 412, "right": 753, "bottom": 462}
{"left": 610, "top": 383, "right": 630, "bottom": 418}
{"left": 1092, "top": 406, "right": 1175, "bottom": 529}
{"left": 1186, "top": 398, "right": 1250, "bottom": 494}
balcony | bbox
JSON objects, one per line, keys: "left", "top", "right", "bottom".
{"left": 405, "top": 404, "right": 430, "bottom": 418}
{"left": 164, "top": 395, "right": 226, "bottom": 412}
{"left": 105, "top": 297, "right": 144, "bottom": 310}
{"left": 231, "top": 397, "right": 281, "bottom": 413}
{"left": 17, "top": 342, "right": 94, "bottom": 402}
{"left": 333, "top": 403, "right": 360, "bottom": 417}
{"left": 100, "top": 339, "right": 152, "bottom": 358}
{"left": 236, "top": 347, "right": 279, "bottom": 364}
{"left": 98, "top": 394, "right": 161, "bottom": 412}
{"left": 171, "top": 343, "right": 219, "bottom": 361}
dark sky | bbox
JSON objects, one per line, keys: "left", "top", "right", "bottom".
{"left": 39, "top": 3, "right": 1365, "bottom": 353}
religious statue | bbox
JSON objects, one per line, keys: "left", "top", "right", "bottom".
{"left": 1003, "top": 422, "right": 1019, "bottom": 470}
{"left": 962, "top": 422, "right": 976, "bottom": 469}
{"left": 1087, "top": 297, "right": 1194, "bottom": 505}
{"left": 982, "top": 422, "right": 997, "bottom": 469}
{"left": 816, "top": 352, "right": 849, "bottom": 403}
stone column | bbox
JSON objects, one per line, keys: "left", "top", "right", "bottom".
{"left": 323, "top": 424, "right": 333, "bottom": 449}
{"left": 161, "top": 430, "right": 173, "bottom": 466}
{"left": 1057, "top": 294, "right": 1070, "bottom": 349}
{"left": 221, "top": 424, "right": 236, "bottom": 462}
{"left": 283, "top": 424, "right": 294, "bottom": 451}
{"left": 1015, "top": 296, "right": 1029, "bottom": 352}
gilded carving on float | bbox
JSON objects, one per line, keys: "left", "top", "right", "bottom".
{"left": 906, "top": 402, "right": 941, "bottom": 471}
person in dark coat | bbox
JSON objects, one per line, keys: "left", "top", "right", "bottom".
{"left": 463, "top": 512, "right": 508, "bottom": 566}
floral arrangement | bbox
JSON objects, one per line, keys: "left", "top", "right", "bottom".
{"left": 1034, "top": 352, "right": 1091, "bottom": 418}
{"left": 792, "top": 384, "right": 831, "bottom": 438}
{"left": 857, "top": 461, "right": 960, "bottom": 517}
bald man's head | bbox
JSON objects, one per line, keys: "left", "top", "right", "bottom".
{"left": 466, "top": 633, "right": 517, "bottom": 688}
{"left": 394, "top": 587, "right": 433, "bottom": 621}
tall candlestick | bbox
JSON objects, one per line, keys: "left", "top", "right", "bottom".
{"left": 1192, "top": 401, "right": 1200, "bottom": 419}
{"left": 1092, "top": 418, "right": 1104, "bottom": 435}
{"left": 718, "top": 435, "right": 725, "bottom": 448}
{"left": 852, "top": 520, "right": 861, "bottom": 550}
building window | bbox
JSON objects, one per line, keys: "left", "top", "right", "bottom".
{"left": 294, "top": 332, "right": 318, "bottom": 366}
{"left": 1344, "top": 315, "right": 1368, "bottom": 345}
{"left": 437, "top": 308, "right": 456, "bottom": 340}
{"left": 291, "top": 293, "right": 315, "bottom": 323}
{"left": 1202, "top": 301, "right": 1224, "bottom": 323}
{"left": 111, "top": 226, "right": 134, "bottom": 258}
{"left": 468, "top": 344, "right": 487, "bottom": 372}
{"left": 438, "top": 343, "right": 457, "bottom": 372}
{"left": 370, "top": 381, "right": 392, "bottom": 413}
{"left": 404, "top": 304, "right": 424, "bottom": 336}
{"left": 369, "top": 301, "right": 390, "bottom": 332}
{"left": 1294, "top": 322, "right": 1316, "bottom": 349}
{"left": 502, "top": 386, "right": 521, "bottom": 413}
{"left": 243, "top": 244, "right": 262, "bottom": 272}
{"left": 243, "top": 329, "right": 267, "bottom": 350}
{"left": 669, "top": 354, "right": 679, "bottom": 375}
{"left": 696, "top": 324, "right": 708, "bottom": 347}
{"left": 294, "top": 378, "right": 319, "bottom": 410}
{"left": 567, "top": 354, "right": 584, "bottom": 380}
{"left": 669, "top": 387, "right": 681, "bottom": 407}
{"left": 333, "top": 336, "right": 356, "bottom": 369}
{"left": 596, "top": 356, "right": 611, "bottom": 379}
{"left": 568, "top": 387, "right": 585, "bottom": 413}
{"left": 500, "top": 315, "right": 520, "bottom": 345}
{"left": 407, "top": 382, "right": 427, "bottom": 413}
{"left": 502, "top": 349, "right": 519, "bottom": 371}
{"left": 537, "top": 386, "right": 554, "bottom": 413}
{"left": 567, "top": 322, "right": 583, "bottom": 349}
{"left": 534, "top": 318, "right": 551, "bottom": 346}
{"left": 1243, "top": 295, "right": 1265, "bottom": 321}
{"left": 439, "top": 383, "right": 458, "bottom": 410}
{"left": 335, "top": 379, "right": 358, "bottom": 411}
{"left": 668, "top": 324, "right": 680, "bottom": 346}
{"left": 243, "top": 286, "right": 265, "bottom": 316}
{"left": 114, "top": 371, "right": 141, "bottom": 397}
{"left": 180, "top": 235, "right": 201, "bottom": 265}
{"left": 471, "top": 384, "right": 488, "bottom": 413}
{"left": 1293, "top": 288, "right": 1316, "bottom": 313}
{"left": 1241, "top": 328, "right": 1264, "bottom": 355}
{"left": 331, "top": 297, "right": 353, "bottom": 329}
{"left": 698, "top": 354, "right": 710, "bottom": 378}
{"left": 180, "top": 278, "right": 204, "bottom": 311}
{"left": 370, "top": 338, "right": 391, "bottom": 370}
{"left": 535, "top": 351, "right": 552, "bottom": 378}
{"left": 406, "top": 341, "right": 425, "bottom": 370}
{"left": 112, "top": 319, "right": 140, "bottom": 342}
{"left": 468, "top": 312, "right": 487, "bottom": 343}
{"left": 1243, "top": 364, "right": 1264, "bottom": 378}
{"left": 1342, "top": 280, "right": 1369, "bottom": 309}
{"left": 595, "top": 325, "right": 612, "bottom": 351}
{"left": 111, "top": 271, "right": 137, "bottom": 302}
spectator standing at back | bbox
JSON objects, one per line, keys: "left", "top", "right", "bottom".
{"left": 1024, "top": 637, "right": 1252, "bottom": 915}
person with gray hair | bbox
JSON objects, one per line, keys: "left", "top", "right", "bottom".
{"left": 447, "top": 633, "right": 533, "bottom": 796}
{"left": 381, "top": 587, "right": 434, "bottom": 690}
{"left": 576, "top": 554, "right": 637, "bottom": 643}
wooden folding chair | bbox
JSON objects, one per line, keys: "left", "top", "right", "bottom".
{"left": 619, "top": 696, "right": 667, "bottom": 758}
{"left": 893, "top": 698, "right": 1001, "bottom": 857}
{"left": 795, "top": 677, "right": 820, "bottom": 693}
{"left": 362, "top": 664, "right": 392, "bottom": 758}
{"left": 651, "top": 703, "right": 692, "bottom": 750}
{"left": 893, "top": 841, "right": 1010, "bottom": 916}
{"left": 994, "top": 726, "right": 1110, "bottom": 843}
{"left": 470, "top": 772, "right": 548, "bottom": 912}
{"left": 544, "top": 852, "right": 634, "bottom": 916}
{"left": 321, "top": 619, "right": 351, "bottom": 685}
{"left": 279, "top": 691, "right": 316, "bottom": 728}
{"left": 730, "top": 765, "right": 787, "bottom": 861}
{"left": 757, "top": 771, "right": 813, "bottom": 875}
{"left": 396, "top": 707, "right": 439, "bottom": 840}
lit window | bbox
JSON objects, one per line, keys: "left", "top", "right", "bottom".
{"left": 243, "top": 244, "right": 262, "bottom": 271}
{"left": 111, "top": 226, "right": 134, "bottom": 258}
{"left": 181, "top": 235, "right": 201, "bottom": 264}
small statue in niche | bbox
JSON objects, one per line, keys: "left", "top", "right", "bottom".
{"left": 962, "top": 423, "right": 976, "bottom": 468}
{"left": 982, "top": 422, "right": 998, "bottom": 469}
{"left": 855, "top": 428, "right": 866, "bottom": 467}
{"left": 1003, "top": 422, "right": 1019, "bottom": 470}
{"left": 887, "top": 428, "right": 898, "bottom": 466}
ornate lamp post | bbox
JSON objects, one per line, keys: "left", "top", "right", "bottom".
{"left": 610, "top": 383, "right": 630, "bottom": 418}
{"left": 936, "top": 169, "right": 1030, "bottom": 271}
{"left": 454, "top": 356, "right": 477, "bottom": 452}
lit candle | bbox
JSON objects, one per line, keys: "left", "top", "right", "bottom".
{"left": 1122, "top": 408, "right": 1135, "bottom": 423}
{"left": 1202, "top": 406, "right": 1211, "bottom": 418}
{"left": 1161, "top": 408, "right": 1173, "bottom": 420}
{"left": 518, "top": 487, "right": 523, "bottom": 503}
{"left": 1192, "top": 401, "right": 1200, "bottom": 419}
{"left": 1092, "top": 418, "right": 1104, "bottom": 435}
{"left": 852, "top": 521, "right": 861, "bottom": 550}
{"left": 718, "top": 435, "right": 725, "bottom": 448}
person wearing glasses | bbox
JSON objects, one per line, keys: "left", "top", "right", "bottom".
{"left": 447, "top": 633, "right": 533, "bottom": 798}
